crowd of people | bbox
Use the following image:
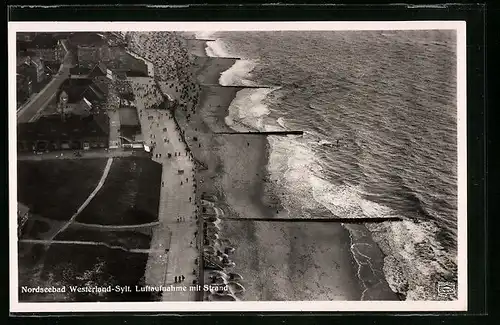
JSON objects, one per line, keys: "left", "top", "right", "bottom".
{"left": 126, "top": 32, "right": 201, "bottom": 121}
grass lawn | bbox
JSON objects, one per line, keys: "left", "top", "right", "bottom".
{"left": 17, "top": 159, "right": 108, "bottom": 221}
{"left": 20, "top": 244, "right": 153, "bottom": 302}
{"left": 22, "top": 219, "right": 51, "bottom": 239}
{"left": 76, "top": 157, "right": 162, "bottom": 225}
{"left": 55, "top": 228, "right": 152, "bottom": 250}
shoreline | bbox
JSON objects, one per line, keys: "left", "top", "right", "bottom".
{"left": 180, "top": 37, "right": 397, "bottom": 301}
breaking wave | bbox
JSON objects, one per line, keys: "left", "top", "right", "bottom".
{"left": 219, "top": 60, "right": 258, "bottom": 87}
{"left": 224, "top": 88, "right": 275, "bottom": 132}
{"left": 205, "top": 39, "right": 231, "bottom": 58}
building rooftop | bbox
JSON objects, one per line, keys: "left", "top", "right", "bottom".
{"left": 69, "top": 66, "right": 92, "bottom": 75}
{"left": 17, "top": 62, "right": 36, "bottom": 79}
{"left": 70, "top": 62, "right": 106, "bottom": 77}
{"left": 18, "top": 33, "right": 59, "bottom": 50}
{"left": 92, "top": 76, "right": 111, "bottom": 96}
{"left": 18, "top": 113, "right": 110, "bottom": 142}
{"left": 69, "top": 32, "right": 106, "bottom": 47}
{"left": 45, "top": 62, "right": 61, "bottom": 74}
{"left": 57, "top": 78, "right": 106, "bottom": 104}
{"left": 118, "top": 107, "right": 140, "bottom": 126}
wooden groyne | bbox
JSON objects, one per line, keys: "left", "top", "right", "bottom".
{"left": 214, "top": 131, "right": 304, "bottom": 136}
{"left": 185, "top": 38, "right": 217, "bottom": 42}
{"left": 224, "top": 217, "right": 403, "bottom": 223}
{"left": 206, "top": 56, "right": 243, "bottom": 61}
{"left": 201, "top": 84, "right": 276, "bottom": 89}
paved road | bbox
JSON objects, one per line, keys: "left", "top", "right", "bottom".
{"left": 108, "top": 109, "right": 122, "bottom": 148}
{"left": 19, "top": 239, "right": 164, "bottom": 254}
{"left": 17, "top": 40, "right": 73, "bottom": 124}
{"left": 17, "top": 148, "right": 148, "bottom": 161}
{"left": 72, "top": 221, "right": 161, "bottom": 231}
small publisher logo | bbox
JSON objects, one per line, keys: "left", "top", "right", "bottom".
{"left": 437, "top": 282, "right": 457, "bottom": 300}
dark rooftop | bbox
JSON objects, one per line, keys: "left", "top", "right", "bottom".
{"left": 18, "top": 34, "right": 59, "bottom": 50}
{"left": 71, "top": 62, "right": 106, "bottom": 77}
{"left": 45, "top": 62, "right": 61, "bottom": 73}
{"left": 119, "top": 107, "right": 140, "bottom": 126}
{"left": 18, "top": 113, "right": 110, "bottom": 142}
{"left": 57, "top": 78, "right": 106, "bottom": 104}
{"left": 17, "top": 62, "right": 36, "bottom": 78}
{"left": 69, "top": 32, "right": 106, "bottom": 47}
{"left": 92, "top": 76, "right": 111, "bottom": 96}
{"left": 70, "top": 67, "right": 92, "bottom": 75}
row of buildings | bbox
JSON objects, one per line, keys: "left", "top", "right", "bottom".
{"left": 17, "top": 32, "right": 146, "bottom": 154}
{"left": 16, "top": 32, "right": 148, "bottom": 108}
{"left": 69, "top": 32, "right": 148, "bottom": 77}
{"left": 17, "top": 76, "right": 110, "bottom": 152}
{"left": 16, "top": 33, "right": 66, "bottom": 107}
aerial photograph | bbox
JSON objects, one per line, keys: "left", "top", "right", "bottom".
{"left": 15, "top": 29, "right": 459, "bottom": 304}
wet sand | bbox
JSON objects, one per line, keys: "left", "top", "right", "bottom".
{"left": 193, "top": 56, "right": 239, "bottom": 86}
{"left": 222, "top": 220, "right": 361, "bottom": 300}
{"left": 185, "top": 39, "right": 209, "bottom": 58}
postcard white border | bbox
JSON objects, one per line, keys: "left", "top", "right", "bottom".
{"left": 9, "top": 21, "right": 467, "bottom": 313}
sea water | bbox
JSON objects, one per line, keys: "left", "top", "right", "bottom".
{"left": 201, "top": 30, "right": 458, "bottom": 300}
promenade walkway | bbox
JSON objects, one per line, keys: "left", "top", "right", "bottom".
{"left": 130, "top": 78, "right": 198, "bottom": 301}
{"left": 108, "top": 109, "right": 122, "bottom": 148}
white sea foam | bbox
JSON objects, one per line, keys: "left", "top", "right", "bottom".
{"left": 367, "top": 220, "right": 457, "bottom": 300}
{"left": 266, "top": 135, "right": 319, "bottom": 215}
{"left": 205, "top": 39, "right": 230, "bottom": 57}
{"left": 195, "top": 31, "right": 216, "bottom": 40}
{"left": 276, "top": 117, "right": 287, "bottom": 130}
{"left": 318, "top": 140, "right": 332, "bottom": 146}
{"left": 225, "top": 88, "right": 275, "bottom": 132}
{"left": 219, "top": 60, "right": 257, "bottom": 87}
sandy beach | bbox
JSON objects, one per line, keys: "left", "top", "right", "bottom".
{"left": 185, "top": 39, "right": 211, "bottom": 58}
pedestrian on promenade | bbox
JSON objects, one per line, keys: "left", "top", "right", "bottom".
{"left": 182, "top": 275, "right": 186, "bottom": 281}
{"left": 175, "top": 276, "right": 178, "bottom": 283}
